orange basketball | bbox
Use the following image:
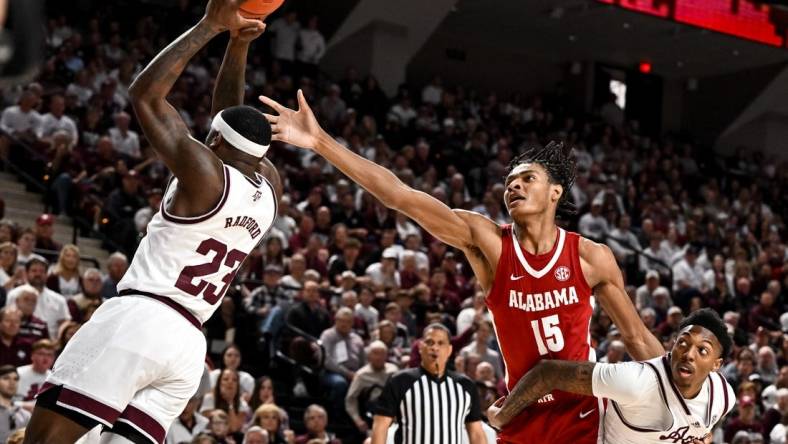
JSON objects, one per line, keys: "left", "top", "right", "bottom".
{"left": 239, "top": 0, "right": 286, "bottom": 19}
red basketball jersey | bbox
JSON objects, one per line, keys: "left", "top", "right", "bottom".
{"left": 486, "top": 225, "right": 602, "bottom": 444}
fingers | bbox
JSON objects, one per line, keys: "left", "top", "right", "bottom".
{"left": 238, "top": 16, "right": 265, "bottom": 31}
{"left": 297, "top": 88, "right": 309, "bottom": 112}
{"left": 262, "top": 113, "right": 278, "bottom": 124}
{"left": 259, "top": 95, "right": 285, "bottom": 113}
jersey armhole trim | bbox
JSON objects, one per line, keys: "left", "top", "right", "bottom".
{"left": 161, "top": 165, "right": 231, "bottom": 224}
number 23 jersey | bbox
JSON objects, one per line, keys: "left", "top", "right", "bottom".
{"left": 118, "top": 164, "right": 277, "bottom": 324}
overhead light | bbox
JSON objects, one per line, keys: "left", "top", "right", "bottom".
{"left": 568, "top": 34, "right": 577, "bottom": 42}
{"left": 623, "top": 22, "right": 631, "bottom": 29}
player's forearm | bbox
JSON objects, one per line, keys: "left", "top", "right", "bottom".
{"left": 314, "top": 131, "right": 407, "bottom": 209}
{"left": 370, "top": 417, "right": 392, "bottom": 444}
{"left": 622, "top": 327, "right": 664, "bottom": 360}
{"left": 130, "top": 19, "right": 221, "bottom": 103}
{"left": 497, "top": 361, "right": 595, "bottom": 426}
{"left": 212, "top": 38, "right": 251, "bottom": 116}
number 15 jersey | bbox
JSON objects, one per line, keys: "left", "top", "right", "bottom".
{"left": 118, "top": 164, "right": 277, "bottom": 324}
{"left": 486, "top": 225, "right": 602, "bottom": 444}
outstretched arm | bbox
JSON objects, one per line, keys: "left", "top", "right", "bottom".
{"left": 259, "top": 91, "right": 495, "bottom": 253}
{"left": 129, "top": 0, "right": 263, "bottom": 214}
{"left": 487, "top": 360, "right": 595, "bottom": 429}
{"left": 581, "top": 239, "right": 664, "bottom": 360}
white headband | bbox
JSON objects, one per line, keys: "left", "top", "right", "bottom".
{"left": 211, "top": 111, "right": 270, "bottom": 158}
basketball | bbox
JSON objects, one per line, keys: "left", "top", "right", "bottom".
{"left": 239, "top": 0, "right": 286, "bottom": 19}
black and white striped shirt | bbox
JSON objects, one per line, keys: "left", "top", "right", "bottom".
{"left": 373, "top": 367, "right": 482, "bottom": 444}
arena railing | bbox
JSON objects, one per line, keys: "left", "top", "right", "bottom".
{"left": 31, "top": 247, "right": 101, "bottom": 269}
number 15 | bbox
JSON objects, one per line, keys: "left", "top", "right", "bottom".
{"left": 530, "top": 314, "right": 565, "bottom": 355}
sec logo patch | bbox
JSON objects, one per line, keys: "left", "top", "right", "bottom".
{"left": 554, "top": 266, "right": 571, "bottom": 282}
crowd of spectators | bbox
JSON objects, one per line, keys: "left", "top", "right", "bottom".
{"left": 0, "top": 1, "right": 786, "bottom": 443}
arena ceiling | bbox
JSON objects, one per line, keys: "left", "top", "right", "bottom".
{"left": 438, "top": 0, "right": 788, "bottom": 78}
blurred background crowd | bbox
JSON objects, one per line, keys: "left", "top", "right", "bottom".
{"left": 0, "top": 1, "right": 786, "bottom": 443}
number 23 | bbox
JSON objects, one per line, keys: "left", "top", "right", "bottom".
{"left": 175, "top": 238, "right": 246, "bottom": 304}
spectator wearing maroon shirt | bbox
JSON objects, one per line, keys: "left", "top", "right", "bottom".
{"left": 327, "top": 238, "right": 365, "bottom": 286}
{"left": 725, "top": 395, "right": 763, "bottom": 442}
{"left": 657, "top": 306, "right": 684, "bottom": 340}
{"left": 0, "top": 307, "right": 31, "bottom": 367}
{"left": 749, "top": 291, "right": 782, "bottom": 333}
{"left": 13, "top": 285, "right": 48, "bottom": 345}
{"left": 32, "top": 214, "right": 61, "bottom": 263}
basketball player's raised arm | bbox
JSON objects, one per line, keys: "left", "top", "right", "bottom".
{"left": 581, "top": 239, "right": 664, "bottom": 360}
{"left": 211, "top": 25, "right": 265, "bottom": 117}
{"left": 210, "top": 24, "right": 283, "bottom": 203}
{"left": 129, "top": 0, "right": 264, "bottom": 197}
{"left": 259, "top": 91, "right": 498, "bottom": 254}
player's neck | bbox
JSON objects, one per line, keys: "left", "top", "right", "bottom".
{"left": 514, "top": 217, "right": 558, "bottom": 255}
{"left": 675, "top": 378, "right": 704, "bottom": 399}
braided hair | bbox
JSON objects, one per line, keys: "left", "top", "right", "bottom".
{"left": 506, "top": 140, "right": 577, "bottom": 218}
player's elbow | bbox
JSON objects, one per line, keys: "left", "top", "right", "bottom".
{"left": 128, "top": 79, "right": 154, "bottom": 104}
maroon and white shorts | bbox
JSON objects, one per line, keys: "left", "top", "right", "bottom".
{"left": 40, "top": 294, "right": 206, "bottom": 443}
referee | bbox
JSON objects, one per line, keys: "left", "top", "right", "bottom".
{"left": 371, "top": 323, "right": 487, "bottom": 444}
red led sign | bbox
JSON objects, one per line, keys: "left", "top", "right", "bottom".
{"left": 598, "top": 0, "right": 788, "bottom": 48}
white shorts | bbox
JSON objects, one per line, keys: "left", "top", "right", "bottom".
{"left": 41, "top": 295, "right": 206, "bottom": 443}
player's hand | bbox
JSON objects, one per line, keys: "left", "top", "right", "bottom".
{"left": 486, "top": 396, "right": 507, "bottom": 430}
{"left": 259, "top": 89, "right": 324, "bottom": 150}
{"left": 231, "top": 22, "right": 266, "bottom": 42}
{"left": 203, "top": 0, "right": 265, "bottom": 33}
{"left": 691, "top": 434, "right": 713, "bottom": 444}
{"left": 354, "top": 418, "right": 369, "bottom": 433}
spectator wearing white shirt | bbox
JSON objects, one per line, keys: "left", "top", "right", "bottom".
{"left": 108, "top": 111, "right": 141, "bottom": 159}
{"left": 16, "top": 339, "right": 55, "bottom": 403}
{"left": 635, "top": 270, "right": 672, "bottom": 312}
{"left": 578, "top": 201, "right": 609, "bottom": 240}
{"left": 389, "top": 95, "right": 417, "bottom": 126}
{"left": 297, "top": 16, "right": 325, "bottom": 79}
{"left": 166, "top": 396, "right": 209, "bottom": 444}
{"left": 354, "top": 287, "right": 379, "bottom": 333}
{"left": 639, "top": 231, "right": 672, "bottom": 276}
{"left": 36, "top": 95, "right": 78, "bottom": 148}
{"left": 268, "top": 11, "right": 300, "bottom": 71}
{"left": 672, "top": 244, "right": 706, "bottom": 311}
{"left": 365, "top": 248, "right": 401, "bottom": 292}
{"left": 5, "top": 258, "right": 70, "bottom": 339}
{"left": 65, "top": 70, "right": 94, "bottom": 106}
{"left": 421, "top": 75, "right": 443, "bottom": 105}
{"left": 606, "top": 215, "right": 640, "bottom": 276}
{"left": 0, "top": 91, "right": 41, "bottom": 163}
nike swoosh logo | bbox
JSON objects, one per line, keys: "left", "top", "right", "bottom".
{"left": 510, "top": 274, "right": 525, "bottom": 281}
{"left": 579, "top": 409, "right": 595, "bottom": 419}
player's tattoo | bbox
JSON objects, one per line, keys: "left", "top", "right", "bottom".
{"left": 129, "top": 18, "right": 226, "bottom": 210}
{"left": 131, "top": 20, "right": 219, "bottom": 105}
{"left": 496, "top": 361, "right": 596, "bottom": 426}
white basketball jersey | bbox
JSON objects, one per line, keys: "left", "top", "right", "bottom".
{"left": 603, "top": 355, "right": 735, "bottom": 444}
{"left": 118, "top": 164, "right": 277, "bottom": 324}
